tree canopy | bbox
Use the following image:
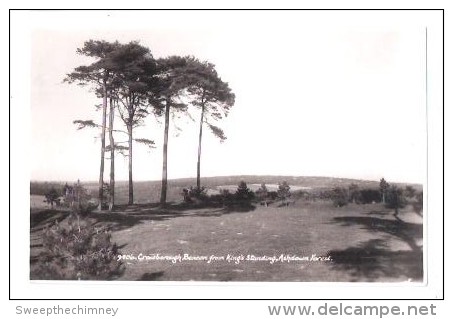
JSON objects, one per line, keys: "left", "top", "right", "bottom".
{"left": 65, "top": 40, "right": 235, "bottom": 208}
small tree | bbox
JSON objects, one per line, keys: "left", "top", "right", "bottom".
{"left": 185, "top": 186, "right": 208, "bottom": 203}
{"left": 331, "top": 187, "right": 349, "bottom": 207}
{"left": 219, "top": 189, "right": 234, "bottom": 206}
{"left": 44, "top": 187, "right": 61, "bottom": 209}
{"left": 359, "top": 188, "right": 381, "bottom": 204}
{"left": 277, "top": 181, "right": 291, "bottom": 205}
{"left": 404, "top": 185, "right": 416, "bottom": 199}
{"left": 62, "top": 180, "right": 96, "bottom": 216}
{"left": 386, "top": 185, "right": 408, "bottom": 220}
{"left": 379, "top": 178, "right": 390, "bottom": 204}
{"left": 256, "top": 183, "right": 269, "bottom": 206}
{"left": 235, "top": 181, "right": 254, "bottom": 202}
{"left": 64, "top": 40, "right": 122, "bottom": 211}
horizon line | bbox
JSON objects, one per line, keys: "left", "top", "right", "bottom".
{"left": 29, "top": 174, "right": 422, "bottom": 185}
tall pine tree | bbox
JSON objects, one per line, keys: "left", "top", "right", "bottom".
{"left": 183, "top": 57, "right": 235, "bottom": 189}
{"left": 64, "top": 40, "right": 120, "bottom": 211}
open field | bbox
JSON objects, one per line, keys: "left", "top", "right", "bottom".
{"left": 109, "top": 202, "right": 422, "bottom": 282}
{"left": 30, "top": 176, "right": 423, "bottom": 282}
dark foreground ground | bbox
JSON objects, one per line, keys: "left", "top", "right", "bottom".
{"left": 30, "top": 191, "right": 423, "bottom": 282}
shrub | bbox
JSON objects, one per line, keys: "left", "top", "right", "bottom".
{"left": 348, "top": 183, "right": 361, "bottom": 203}
{"left": 191, "top": 189, "right": 235, "bottom": 206}
{"left": 255, "top": 183, "right": 268, "bottom": 200}
{"left": 191, "top": 186, "right": 208, "bottom": 199}
{"left": 404, "top": 185, "right": 416, "bottom": 198}
{"left": 267, "top": 191, "right": 278, "bottom": 200}
{"left": 181, "top": 186, "right": 208, "bottom": 203}
{"left": 358, "top": 189, "right": 381, "bottom": 204}
{"left": 44, "top": 187, "right": 61, "bottom": 208}
{"left": 386, "top": 185, "right": 408, "bottom": 214}
{"left": 181, "top": 188, "right": 191, "bottom": 203}
{"left": 331, "top": 187, "right": 349, "bottom": 207}
{"left": 218, "top": 189, "right": 236, "bottom": 205}
{"left": 256, "top": 183, "right": 271, "bottom": 206}
{"left": 31, "top": 214, "right": 124, "bottom": 280}
{"left": 235, "top": 181, "right": 254, "bottom": 201}
{"left": 277, "top": 181, "right": 291, "bottom": 203}
{"left": 319, "top": 188, "right": 337, "bottom": 201}
{"left": 63, "top": 181, "right": 96, "bottom": 215}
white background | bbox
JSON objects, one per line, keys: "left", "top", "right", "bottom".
{"left": 4, "top": 1, "right": 450, "bottom": 318}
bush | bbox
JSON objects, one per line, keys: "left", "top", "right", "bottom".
{"left": 267, "top": 191, "right": 278, "bottom": 200}
{"left": 318, "top": 189, "right": 335, "bottom": 200}
{"left": 181, "top": 186, "right": 208, "bottom": 203}
{"left": 404, "top": 185, "right": 416, "bottom": 198}
{"left": 235, "top": 181, "right": 254, "bottom": 201}
{"left": 386, "top": 185, "right": 408, "bottom": 214}
{"left": 44, "top": 187, "right": 61, "bottom": 208}
{"left": 218, "top": 189, "right": 236, "bottom": 205}
{"left": 331, "top": 187, "right": 349, "bottom": 207}
{"left": 277, "top": 181, "right": 291, "bottom": 203}
{"left": 255, "top": 183, "right": 268, "bottom": 200}
{"left": 63, "top": 181, "right": 97, "bottom": 215}
{"left": 256, "top": 183, "right": 272, "bottom": 206}
{"left": 31, "top": 214, "right": 124, "bottom": 280}
{"left": 358, "top": 189, "right": 381, "bottom": 204}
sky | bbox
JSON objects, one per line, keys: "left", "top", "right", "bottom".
{"left": 26, "top": 10, "right": 429, "bottom": 184}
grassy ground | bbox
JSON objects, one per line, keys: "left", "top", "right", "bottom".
{"left": 30, "top": 191, "right": 423, "bottom": 282}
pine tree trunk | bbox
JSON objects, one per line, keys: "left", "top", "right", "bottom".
{"left": 108, "top": 98, "right": 115, "bottom": 211}
{"left": 127, "top": 124, "right": 134, "bottom": 205}
{"left": 160, "top": 98, "right": 171, "bottom": 206}
{"left": 196, "top": 104, "right": 205, "bottom": 189}
{"left": 98, "top": 79, "right": 107, "bottom": 211}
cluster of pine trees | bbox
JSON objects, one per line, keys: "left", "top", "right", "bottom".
{"left": 64, "top": 40, "right": 235, "bottom": 211}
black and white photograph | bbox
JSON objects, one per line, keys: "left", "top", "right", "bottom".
{"left": 9, "top": 9, "right": 444, "bottom": 300}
